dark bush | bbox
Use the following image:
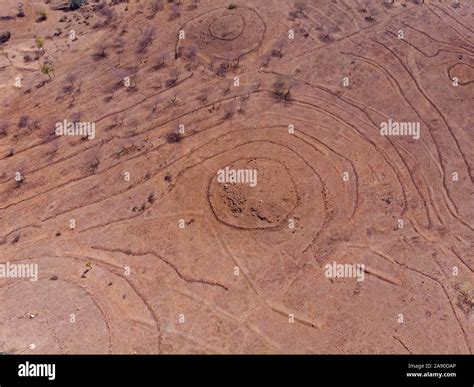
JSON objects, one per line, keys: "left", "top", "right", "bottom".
{"left": 18, "top": 116, "right": 29, "bottom": 128}
{"left": 165, "top": 131, "right": 182, "bottom": 143}
{"left": 136, "top": 28, "right": 155, "bottom": 54}
{"left": 69, "top": 0, "right": 86, "bottom": 10}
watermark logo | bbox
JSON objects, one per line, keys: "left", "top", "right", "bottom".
{"left": 55, "top": 119, "right": 96, "bottom": 140}
{"left": 0, "top": 261, "right": 38, "bottom": 281}
{"left": 18, "top": 362, "right": 55, "bottom": 381}
{"left": 380, "top": 119, "right": 420, "bottom": 140}
{"left": 217, "top": 166, "right": 257, "bottom": 187}
{"left": 324, "top": 261, "right": 365, "bottom": 282}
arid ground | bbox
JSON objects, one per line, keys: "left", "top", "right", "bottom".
{"left": 0, "top": 0, "right": 473, "bottom": 354}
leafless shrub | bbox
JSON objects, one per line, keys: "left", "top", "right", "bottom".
{"left": 92, "top": 44, "right": 108, "bottom": 60}
{"left": 18, "top": 116, "right": 29, "bottom": 129}
{"left": 291, "top": 0, "right": 307, "bottom": 18}
{"left": 216, "top": 63, "right": 228, "bottom": 77}
{"left": 70, "top": 112, "right": 82, "bottom": 123}
{"left": 0, "top": 123, "right": 8, "bottom": 137}
{"left": 111, "top": 37, "right": 125, "bottom": 49}
{"left": 36, "top": 79, "right": 50, "bottom": 89}
{"left": 148, "top": 0, "right": 163, "bottom": 17}
{"left": 86, "top": 155, "right": 101, "bottom": 174}
{"left": 61, "top": 83, "right": 74, "bottom": 96}
{"left": 196, "top": 93, "right": 208, "bottom": 103}
{"left": 223, "top": 104, "right": 235, "bottom": 120}
{"left": 223, "top": 81, "right": 231, "bottom": 94}
{"left": 318, "top": 32, "right": 332, "bottom": 43}
{"left": 260, "top": 54, "right": 271, "bottom": 67}
{"left": 151, "top": 53, "right": 168, "bottom": 71}
{"left": 136, "top": 27, "right": 155, "bottom": 54}
{"left": 96, "top": 2, "right": 115, "bottom": 26}
{"left": 178, "top": 45, "right": 198, "bottom": 64}
{"left": 318, "top": 24, "right": 336, "bottom": 43}
{"left": 168, "top": 94, "right": 178, "bottom": 106}
{"left": 272, "top": 80, "right": 292, "bottom": 101}
{"left": 59, "top": 74, "right": 76, "bottom": 96}
{"left": 165, "top": 69, "right": 179, "bottom": 87}
{"left": 271, "top": 40, "right": 285, "bottom": 58}
{"left": 170, "top": 3, "right": 181, "bottom": 19}
{"left": 165, "top": 131, "right": 182, "bottom": 143}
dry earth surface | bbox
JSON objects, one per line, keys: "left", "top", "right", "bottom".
{"left": 0, "top": 0, "right": 473, "bottom": 354}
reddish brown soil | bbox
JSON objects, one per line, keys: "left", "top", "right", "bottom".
{"left": 0, "top": 0, "right": 472, "bottom": 354}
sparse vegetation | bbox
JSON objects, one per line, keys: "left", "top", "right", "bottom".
{"left": 216, "top": 63, "right": 228, "bottom": 77}
{"left": 136, "top": 28, "right": 155, "bottom": 54}
{"left": 35, "top": 36, "right": 45, "bottom": 54}
{"left": 271, "top": 40, "right": 285, "bottom": 58}
{"left": 318, "top": 25, "right": 336, "bottom": 43}
{"left": 0, "top": 49, "right": 12, "bottom": 65}
{"left": 272, "top": 80, "right": 292, "bottom": 102}
{"left": 69, "top": 0, "right": 86, "bottom": 10}
{"left": 96, "top": 3, "right": 115, "bottom": 27}
{"left": 456, "top": 282, "right": 473, "bottom": 315}
{"left": 179, "top": 45, "right": 198, "bottom": 61}
{"left": 165, "top": 131, "right": 182, "bottom": 143}
{"left": 92, "top": 44, "right": 108, "bottom": 60}
{"left": 318, "top": 32, "right": 332, "bottom": 43}
{"left": 223, "top": 81, "right": 231, "bottom": 94}
{"left": 151, "top": 53, "right": 168, "bottom": 70}
{"left": 196, "top": 93, "right": 207, "bottom": 103}
{"left": 35, "top": 9, "right": 47, "bottom": 23}
{"left": 165, "top": 69, "right": 179, "bottom": 87}
{"left": 18, "top": 116, "right": 29, "bottom": 129}
{"left": 61, "top": 75, "right": 76, "bottom": 95}
{"left": 223, "top": 105, "right": 235, "bottom": 120}
{"left": 289, "top": 0, "right": 307, "bottom": 18}
{"left": 0, "top": 0, "right": 471, "bottom": 357}
{"left": 40, "top": 62, "right": 54, "bottom": 78}
{"left": 260, "top": 54, "right": 271, "bottom": 68}
{"left": 0, "top": 123, "right": 7, "bottom": 138}
{"left": 17, "top": 3, "right": 25, "bottom": 17}
{"left": 170, "top": 3, "right": 181, "bottom": 19}
{"left": 148, "top": 0, "right": 164, "bottom": 17}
